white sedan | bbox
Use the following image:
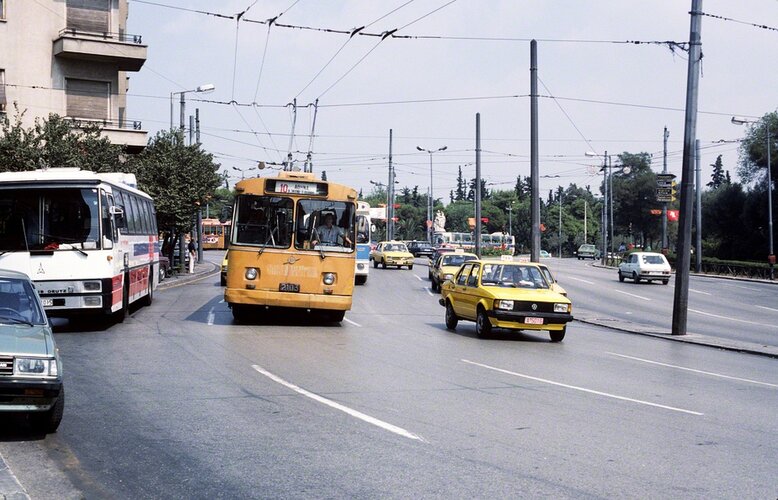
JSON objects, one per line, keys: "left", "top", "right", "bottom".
{"left": 618, "top": 252, "right": 672, "bottom": 284}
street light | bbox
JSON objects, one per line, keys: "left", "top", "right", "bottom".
{"left": 417, "top": 145, "right": 447, "bottom": 244}
{"left": 170, "top": 83, "right": 216, "bottom": 134}
{"left": 232, "top": 165, "right": 257, "bottom": 179}
{"left": 732, "top": 116, "right": 775, "bottom": 280}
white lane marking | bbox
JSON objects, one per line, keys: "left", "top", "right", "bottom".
{"left": 415, "top": 275, "right": 423, "bottom": 281}
{"left": 207, "top": 307, "right": 215, "bottom": 326}
{"left": 689, "top": 288, "right": 711, "bottom": 296}
{"left": 756, "top": 305, "right": 778, "bottom": 313}
{"left": 613, "top": 289, "right": 651, "bottom": 301}
{"left": 567, "top": 276, "right": 595, "bottom": 285}
{"left": 343, "top": 317, "right": 362, "bottom": 327}
{"left": 425, "top": 287, "right": 434, "bottom": 297}
{"left": 731, "top": 284, "right": 760, "bottom": 292}
{"left": 251, "top": 365, "right": 425, "bottom": 442}
{"left": 461, "top": 359, "right": 703, "bottom": 416}
{"left": 606, "top": 352, "right": 778, "bottom": 389}
{"left": 689, "top": 308, "right": 778, "bottom": 329}
{"left": 219, "top": 299, "right": 225, "bottom": 303}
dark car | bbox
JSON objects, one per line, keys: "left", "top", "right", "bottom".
{"left": 0, "top": 269, "right": 64, "bottom": 433}
{"left": 407, "top": 241, "right": 435, "bottom": 258}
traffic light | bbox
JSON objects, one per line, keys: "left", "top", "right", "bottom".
{"left": 671, "top": 181, "right": 677, "bottom": 202}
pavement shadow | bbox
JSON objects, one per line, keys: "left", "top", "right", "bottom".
{"left": 430, "top": 322, "right": 550, "bottom": 343}
{"left": 183, "top": 296, "right": 343, "bottom": 328}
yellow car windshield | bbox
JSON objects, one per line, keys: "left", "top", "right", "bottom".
{"left": 480, "top": 264, "right": 549, "bottom": 289}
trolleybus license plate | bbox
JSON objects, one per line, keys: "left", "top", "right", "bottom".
{"left": 279, "top": 283, "right": 300, "bottom": 292}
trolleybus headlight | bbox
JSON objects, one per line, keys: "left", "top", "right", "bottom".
{"left": 323, "top": 273, "right": 335, "bottom": 285}
{"left": 245, "top": 268, "right": 258, "bottom": 280}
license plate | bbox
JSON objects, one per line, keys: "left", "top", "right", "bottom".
{"left": 524, "top": 317, "right": 544, "bottom": 325}
{"left": 41, "top": 298, "right": 54, "bottom": 307}
{"left": 279, "top": 283, "right": 300, "bottom": 293}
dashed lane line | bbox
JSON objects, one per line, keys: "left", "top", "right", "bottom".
{"left": 251, "top": 365, "right": 425, "bottom": 442}
{"left": 0, "top": 452, "right": 30, "bottom": 499}
{"left": 689, "top": 308, "right": 778, "bottom": 329}
{"left": 756, "top": 305, "right": 778, "bottom": 313}
{"left": 343, "top": 317, "right": 362, "bottom": 327}
{"left": 689, "top": 288, "right": 712, "bottom": 296}
{"left": 606, "top": 352, "right": 778, "bottom": 389}
{"left": 613, "top": 289, "right": 651, "bottom": 301}
{"left": 567, "top": 276, "right": 595, "bottom": 285}
{"left": 461, "top": 359, "right": 703, "bottom": 416}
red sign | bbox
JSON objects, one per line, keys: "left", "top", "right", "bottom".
{"left": 539, "top": 223, "right": 546, "bottom": 232}
{"left": 667, "top": 210, "right": 679, "bottom": 222}
{"left": 650, "top": 209, "right": 662, "bottom": 215}
{"left": 481, "top": 217, "right": 489, "bottom": 223}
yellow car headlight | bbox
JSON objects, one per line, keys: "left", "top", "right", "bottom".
{"left": 554, "top": 303, "right": 570, "bottom": 313}
{"left": 495, "top": 299, "right": 514, "bottom": 311}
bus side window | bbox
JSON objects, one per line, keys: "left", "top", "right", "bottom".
{"left": 101, "top": 191, "right": 114, "bottom": 249}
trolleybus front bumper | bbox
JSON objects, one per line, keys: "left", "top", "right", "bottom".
{"left": 225, "top": 288, "right": 352, "bottom": 311}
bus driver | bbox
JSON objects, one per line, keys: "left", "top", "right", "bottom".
{"left": 312, "top": 213, "right": 351, "bottom": 247}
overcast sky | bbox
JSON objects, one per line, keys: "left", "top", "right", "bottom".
{"left": 125, "top": 0, "right": 778, "bottom": 201}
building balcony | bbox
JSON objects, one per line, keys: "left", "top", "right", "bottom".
{"left": 53, "top": 29, "right": 147, "bottom": 72}
{"left": 67, "top": 118, "right": 148, "bottom": 153}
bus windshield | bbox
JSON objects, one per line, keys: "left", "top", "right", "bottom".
{"left": 295, "top": 199, "right": 354, "bottom": 252}
{"left": 233, "top": 195, "right": 294, "bottom": 248}
{"left": 0, "top": 188, "right": 102, "bottom": 251}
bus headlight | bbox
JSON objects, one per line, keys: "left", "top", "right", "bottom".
{"left": 323, "top": 273, "right": 335, "bottom": 285}
{"left": 554, "top": 303, "right": 570, "bottom": 313}
{"left": 245, "top": 268, "right": 258, "bottom": 280}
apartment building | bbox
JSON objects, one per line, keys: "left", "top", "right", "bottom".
{"left": 0, "top": 0, "right": 147, "bottom": 152}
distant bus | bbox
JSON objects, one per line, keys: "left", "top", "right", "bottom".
{"left": 0, "top": 168, "right": 159, "bottom": 320}
{"left": 355, "top": 201, "right": 372, "bottom": 285}
{"left": 201, "top": 218, "right": 230, "bottom": 250}
{"left": 224, "top": 171, "right": 357, "bottom": 323}
{"left": 433, "top": 231, "right": 515, "bottom": 253}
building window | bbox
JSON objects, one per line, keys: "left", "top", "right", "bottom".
{"left": 0, "top": 70, "right": 6, "bottom": 115}
{"left": 66, "top": 78, "right": 110, "bottom": 120}
{"left": 66, "top": 0, "right": 110, "bottom": 33}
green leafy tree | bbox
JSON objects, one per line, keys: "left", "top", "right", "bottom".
{"left": 708, "top": 154, "right": 726, "bottom": 189}
{"left": 455, "top": 166, "right": 466, "bottom": 201}
{"left": 611, "top": 152, "right": 660, "bottom": 248}
{"left": 736, "top": 112, "right": 777, "bottom": 185}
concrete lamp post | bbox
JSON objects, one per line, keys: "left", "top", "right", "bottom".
{"left": 416, "top": 145, "right": 447, "bottom": 244}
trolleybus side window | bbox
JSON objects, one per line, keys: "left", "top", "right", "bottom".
{"left": 233, "top": 195, "right": 293, "bottom": 248}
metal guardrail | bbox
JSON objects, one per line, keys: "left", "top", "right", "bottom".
{"left": 65, "top": 117, "right": 143, "bottom": 131}
{"left": 58, "top": 28, "right": 143, "bottom": 45}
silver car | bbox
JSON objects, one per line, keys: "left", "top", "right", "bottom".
{"left": 0, "top": 269, "right": 64, "bottom": 433}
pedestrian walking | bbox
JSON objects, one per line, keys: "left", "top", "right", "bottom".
{"left": 187, "top": 238, "right": 196, "bottom": 274}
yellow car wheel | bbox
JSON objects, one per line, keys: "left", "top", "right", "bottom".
{"left": 445, "top": 301, "right": 458, "bottom": 330}
{"left": 476, "top": 307, "right": 492, "bottom": 338}
{"left": 550, "top": 327, "right": 566, "bottom": 342}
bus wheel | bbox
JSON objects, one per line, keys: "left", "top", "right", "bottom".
{"left": 141, "top": 268, "right": 154, "bottom": 306}
{"left": 114, "top": 277, "right": 129, "bottom": 323}
{"left": 232, "top": 304, "right": 250, "bottom": 323}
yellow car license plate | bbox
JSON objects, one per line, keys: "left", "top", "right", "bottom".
{"left": 524, "top": 317, "right": 544, "bottom": 325}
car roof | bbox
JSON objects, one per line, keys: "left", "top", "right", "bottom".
{"left": 441, "top": 252, "right": 478, "bottom": 258}
{"left": 0, "top": 268, "right": 32, "bottom": 280}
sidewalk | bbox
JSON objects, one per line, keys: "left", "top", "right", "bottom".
{"left": 157, "top": 259, "right": 219, "bottom": 291}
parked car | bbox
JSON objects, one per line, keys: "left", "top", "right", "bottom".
{"left": 539, "top": 250, "right": 552, "bottom": 259}
{"left": 576, "top": 244, "right": 600, "bottom": 260}
{"left": 0, "top": 269, "right": 64, "bottom": 433}
{"left": 159, "top": 256, "right": 170, "bottom": 282}
{"left": 618, "top": 252, "right": 671, "bottom": 284}
{"left": 407, "top": 241, "right": 436, "bottom": 258}
{"left": 439, "top": 259, "right": 573, "bottom": 341}
{"left": 370, "top": 241, "right": 415, "bottom": 269}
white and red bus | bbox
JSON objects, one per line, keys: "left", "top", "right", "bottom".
{"left": 0, "top": 168, "right": 159, "bottom": 320}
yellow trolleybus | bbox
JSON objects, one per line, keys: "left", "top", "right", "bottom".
{"left": 224, "top": 172, "right": 357, "bottom": 322}
{"left": 201, "top": 218, "right": 230, "bottom": 250}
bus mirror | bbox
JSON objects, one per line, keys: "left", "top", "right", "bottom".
{"left": 110, "top": 206, "right": 127, "bottom": 228}
{"left": 109, "top": 206, "right": 124, "bottom": 216}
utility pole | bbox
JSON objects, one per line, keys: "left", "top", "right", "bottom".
{"left": 601, "top": 152, "right": 608, "bottom": 265}
{"left": 530, "top": 40, "right": 540, "bottom": 262}
{"left": 196, "top": 109, "right": 203, "bottom": 264}
{"left": 285, "top": 98, "right": 297, "bottom": 171}
{"left": 584, "top": 200, "right": 588, "bottom": 243}
{"left": 558, "top": 189, "right": 562, "bottom": 258}
{"left": 609, "top": 155, "right": 614, "bottom": 258}
{"left": 695, "top": 139, "right": 702, "bottom": 272}
{"left": 672, "top": 0, "right": 703, "bottom": 336}
{"left": 475, "top": 113, "right": 482, "bottom": 258}
{"left": 662, "top": 126, "right": 669, "bottom": 251}
{"left": 388, "top": 129, "right": 394, "bottom": 240}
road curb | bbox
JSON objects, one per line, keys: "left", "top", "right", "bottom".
{"left": 0, "top": 453, "right": 29, "bottom": 500}
{"left": 590, "top": 262, "right": 777, "bottom": 285}
{"left": 574, "top": 315, "right": 778, "bottom": 359}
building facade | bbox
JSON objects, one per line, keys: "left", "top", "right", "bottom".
{"left": 0, "top": 0, "right": 147, "bottom": 152}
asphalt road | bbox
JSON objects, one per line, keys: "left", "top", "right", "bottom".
{"left": 1, "top": 253, "right": 777, "bottom": 498}
{"left": 539, "top": 257, "right": 778, "bottom": 348}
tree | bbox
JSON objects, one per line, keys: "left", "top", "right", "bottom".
{"left": 708, "top": 155, "right": 726, "bottom": 188}
{"left": 610, "top": 152, "right": 660, "bottom": 247}
{"left": 129, "top": 130, "right": 221, "bottom": 235}
{"left": 467, "top": 178, "right": 488, "bottom": 201}
{"left": 737, "top": 112, "right": 777, "bottom": 185}
{"left": 0, "top": 110, "right": 125, "bottom": 173}
{"left": 455, "top": 166, "right": 466, "bottom": 201}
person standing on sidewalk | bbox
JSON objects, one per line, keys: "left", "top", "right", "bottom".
{"left": 187, "top": 238, "right": 196, "bottom": 274}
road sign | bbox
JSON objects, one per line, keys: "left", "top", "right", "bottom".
{"left": 657, "top": 173, "right": 676, "bottom": 181}
{"left": 656, "top": 187, "right": 673, "bottom": 202}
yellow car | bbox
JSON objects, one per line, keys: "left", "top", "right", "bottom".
{"left": 430, "top": 251, "right": 478, "bottom": 292}
{"left": 371, "top": 241, "right": 415, "bottom": 270}
{"left": 537, "top": 263, "right": 567, "bottom": 296}
{"left": 220, "top": 253, "right": 228, "bottom": 286}
{"left": 439, "top": 259, "right": 573, "bottom": 341}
